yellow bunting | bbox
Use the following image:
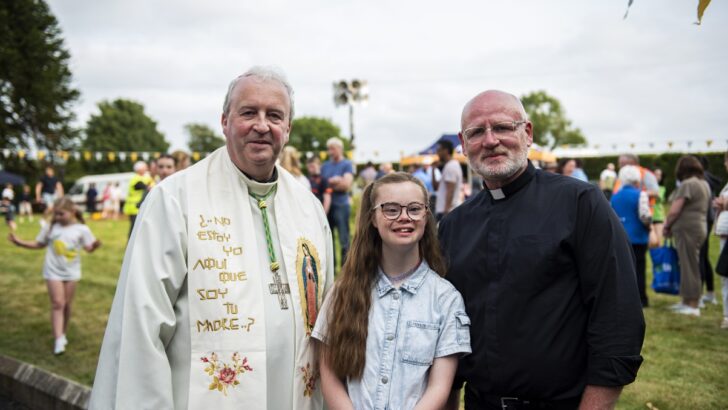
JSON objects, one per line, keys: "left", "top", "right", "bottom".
{"left": 707, "top": 140, "right": 713, "bottom": 147}
{"left": 107, "top": 152, "right": 116, "bottom": 161}
{"left": 192, "top": 152, "right": 201, "bottom": 161}
{"left": 373, "top": 150, "right": 379, "bottom": 157}
{"left": 667, "top": 141, "right": 674, "bottom": 148}
{"left": 696, "top": 0, "right": 711, "bottom": 25}
{"left": 153, "top": 152, "right": 161, "bottom": 159}
{"left": 18, "top": 150, "right": 26, "bottom": 159}
{"left": 59, "top": 151, "right": 69, "bottom": 161}
{"left": 38, "top": 151, "right": 46, "bottom": 161}
{"left": 319, "top": 151, "right": 326, "bottom": 160}
{"left": 83, "top": 151, "right": 92, "bottom": 161}
{"left": 130, "top": 152, "right": 138, "bottom": 162}
{"left": 629, "top": 143, "right": 635, "bottom": 149}
{"left": 346, "top": 150, "right": 353, "bottom": 160}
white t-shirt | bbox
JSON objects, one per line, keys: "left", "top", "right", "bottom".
{"left": 2, "top": 187, "right": 13, "bottom": 201}
{"left": 600, "top": 169, "right": 617, "bottom": 190}
{"left": 36, "top": 223, "right": 96, "bottom": 281}
{"left": 436, "top": 159, "right": 463, "bottom": 214}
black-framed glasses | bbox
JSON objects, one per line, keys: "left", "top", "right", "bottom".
{"left": 372, "top": 201, "right": 428, "bottom": 220}
{"left": 462, "top": 120, "right": 527, "bottom": 143}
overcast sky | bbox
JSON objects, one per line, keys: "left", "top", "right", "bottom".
{"left": 46, "top": 0, "right": 728, "bottom": 161}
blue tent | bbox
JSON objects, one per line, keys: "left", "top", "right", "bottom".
{"left": 0, "top": 170, "right": 25, "bottom": 186}
{"left": 418, "top": 134, "right": 462, "bottom": 155}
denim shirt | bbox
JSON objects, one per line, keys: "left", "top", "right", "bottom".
{"left": 312, "top": 261, "right": 471, "bottom": 410}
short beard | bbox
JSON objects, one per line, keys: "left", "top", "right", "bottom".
{"left": 469, "top": 145, "right": 529, "bottom": 183}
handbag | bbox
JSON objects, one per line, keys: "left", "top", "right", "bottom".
{"left": 650, "top": 240, "right": 680, "bottom": 295}
{"left": 716, "top": 243, "right": 728, "bottom": 278}
{"left": 715, "top": 211, "right": 728, "bottom": 236}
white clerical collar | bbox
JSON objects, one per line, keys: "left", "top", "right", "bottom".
{"left": 238, "top": 167, "right": 278, "bottom": 196}
{"left": 489, "top": 188, "right": 505, "bottom": 200}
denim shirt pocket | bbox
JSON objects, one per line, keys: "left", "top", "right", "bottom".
{"left": 455, "top": 312, "right": 471, "bottom": 345}
{"left": 401, "top": 320, "right": 440, "bottom": 366}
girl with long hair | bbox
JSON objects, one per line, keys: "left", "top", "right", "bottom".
{"left": 8, "top": 196, "right": 101, "bottom": 354}
{"left": 312, "top": 172, "right": 471, "bottom": 409}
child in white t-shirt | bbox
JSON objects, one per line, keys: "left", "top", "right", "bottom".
{"left": 8, "top": 197, "right": 101, "bottom": 354}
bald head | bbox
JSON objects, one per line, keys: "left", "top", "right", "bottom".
{"left": 461, "top": 90, "right": 528, "bottom": 130}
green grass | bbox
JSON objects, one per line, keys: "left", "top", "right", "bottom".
{"left": 1, "top": 215, "right": 728, "bottom": 408}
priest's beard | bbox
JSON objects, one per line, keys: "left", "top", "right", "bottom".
{"left": 470, "top": 145, "right": 529, "bottom": 184}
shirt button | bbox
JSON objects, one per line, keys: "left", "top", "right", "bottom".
{"left": 392, "top": 292, "right": 400, "bottom": 300}
{"left": 381, "top": 376, "right": 388, "bottom": 384}
{"left": 386, "top": 334, "right": 394, "bottom": 341}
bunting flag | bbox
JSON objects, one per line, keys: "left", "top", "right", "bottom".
{"left": 107, "top": 152, "right": 116, "bottom": 162}
{"left": 707, "top": 140, "right": 713, "bottom": 147}
{"left": 192, "top": 152, "right": 201, "bottom": 161}
{"left": 37, "top": 151, "right": 46, "bottom": 161}
{"left": 83, "top": 151, "right": 92, "bottom": 161}
{"left": 130, "top": 152, "right": 138, "bottom": 162}
{"left": 696, "top": 0, "right": 711, "bottom": 25}
{"left": 623, "top": 0, "right": 634, "bottom": 19}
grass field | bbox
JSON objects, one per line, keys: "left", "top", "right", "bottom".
{"left": 1, "top": 216, "right": 727, "bottom": 408}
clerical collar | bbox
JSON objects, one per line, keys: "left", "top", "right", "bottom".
{"left": 239, "top": 168, "right": 278, "bottom": 196}
{"left": 485, "top": 161, "right": 536, "bottom": 201}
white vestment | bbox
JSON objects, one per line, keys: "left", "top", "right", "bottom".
{"left": 90, "top": 147, "right": 334, "bottom": 409}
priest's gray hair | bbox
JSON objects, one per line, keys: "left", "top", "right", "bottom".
{"left": 618, "top": 165, "right": 641, "bottom": 187}
{"left": 222, "top": 66, "right": 295, "bottom": 122}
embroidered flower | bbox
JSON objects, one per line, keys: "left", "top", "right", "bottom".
{"left": 218, "top": 366, "right": 237, "bottom": 385}
{"left": 300, "top": 363, "right": 319, "bottom": 397}
{"left": 201, "top": 352, "right": 253, "bottom": 396}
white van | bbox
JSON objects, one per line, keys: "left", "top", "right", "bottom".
{"left": 68, "top": 172, "right": 135, "bottom": 212}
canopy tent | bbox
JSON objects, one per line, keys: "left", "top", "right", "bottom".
{"left": 400, "top": 134, "right": 556, "bottom": 166}
{"left": 0, "top": 170, "right": 25, "bottom": 186}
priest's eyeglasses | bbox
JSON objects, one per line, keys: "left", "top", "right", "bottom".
{"left": 372, "top": 202, "right": 428, "bottom": 220}
{"left": 462, "top": 120, "right": 527, "bottom": 143}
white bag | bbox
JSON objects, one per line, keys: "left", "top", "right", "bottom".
{"left": 638, "top": 191, "right": 652, "bottom": 226}
{"left": 715, "top": 211, "right": 728, "bottom": 236}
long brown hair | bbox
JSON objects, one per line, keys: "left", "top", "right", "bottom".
{"left": 321, "top": 172, "right": 445, "bottom": 379}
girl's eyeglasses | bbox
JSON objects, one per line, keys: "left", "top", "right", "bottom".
{"left": 372, "top": 202, "right": 428, "bottom": 220}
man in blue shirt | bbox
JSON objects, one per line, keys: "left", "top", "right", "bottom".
{"left": 321, "top": 137, "right": 354, "bottom": 265}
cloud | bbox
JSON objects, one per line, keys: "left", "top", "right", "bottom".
{"left": 48, "top": 0, "right": 728, "bottom": 160}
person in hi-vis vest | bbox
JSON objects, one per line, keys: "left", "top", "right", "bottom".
{"left": 123, "top": 161, "right": 154, "bottom": 237}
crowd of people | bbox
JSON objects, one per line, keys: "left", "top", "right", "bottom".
{"left": 552, "top": 153, "right": 727, "bottom": 328}
{"left": 1, "top": 65, "right": 724, "bottom": 409}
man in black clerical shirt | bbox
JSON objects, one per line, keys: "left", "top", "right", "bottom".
{"left": 440, "top": 90, "right": 645, "bottom": 410}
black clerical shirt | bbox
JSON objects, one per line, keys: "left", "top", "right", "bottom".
{"left": 439, "top": 162, "right": 645, "bottom": 402}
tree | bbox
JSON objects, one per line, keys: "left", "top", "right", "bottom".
{"left": 185, "top": 123, "right": 224, "bottom": 153}
{"left": 289, "top": 116, "right": 350, "bottom": 154}
{"left": 83, "top": 99, "right": 169, "bottom": 152}
{"left": 520, "top": 91, "right": 587, "bottom": 149}
{"left": 0, "top": 0, "right": 81, "bottom": 151}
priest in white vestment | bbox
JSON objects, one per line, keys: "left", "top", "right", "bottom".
{"left": 89, "top": 67, "right": 334, "bottom": 410}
